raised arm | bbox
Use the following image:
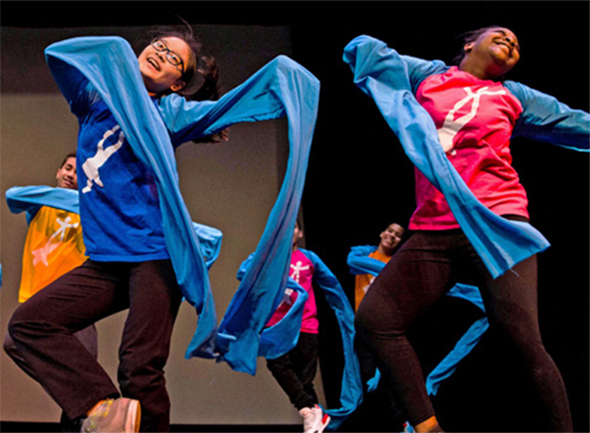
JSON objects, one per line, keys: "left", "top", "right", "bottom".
{"left": 507, "top": 81, "right": 590, "bottom": 151}
{"left": 347, "top": 245, "right": 383, "bottom": 276}
{"left": 343, "top": 35, "right": 448, "bottom": 97}
{"left": 6, "top": 186, "right": 79, "bottom": 224}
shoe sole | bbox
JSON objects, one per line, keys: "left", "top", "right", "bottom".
{"left": 125, "top": 400, "right": 141, "bottom": 433}
{"left": 315, "top": 413, "right": 330, "bottom": 433}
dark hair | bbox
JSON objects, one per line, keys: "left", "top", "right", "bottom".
{"left": 60, "top": 151, "right": 76, "bottom": 168}
{"left": 295, "top": 217, "right": 302, "bottom": 230}
{"left": 136, "top": 21, "right": 227, "bottom": 143}
{"left": 452, "top": 26, "right": 502, "bottom": 65}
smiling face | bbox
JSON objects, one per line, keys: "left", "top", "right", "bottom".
{"left": 378, "top": 223, "right": 405, "bottom": 256}
{"left": 462, "top": 27, "right": 521, "bottom": 80}
{"left": 138, "top": 36, "right": 192, "bottom": 96}
{"left": 56, "top": 157, "right": 77, "bottom": 190}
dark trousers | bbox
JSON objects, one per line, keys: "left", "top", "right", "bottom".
{"left": 4, "top": 323, "right": 98, "bottom": 431}
{"left": 266, "top": 332, "right": 319, "bottom": 410}
{"left": 354, "top": 332, "right": 406, "bottom": 431}
{"left": 4, "top": 324, "right": 98, "bottom": 379}
{"left": 7, "top": 259, "right": 183, "bottom": 432}
{"left": 355, "top": 230, "right": 572, "bottom": 431}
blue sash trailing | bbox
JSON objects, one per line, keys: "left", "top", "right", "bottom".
{"left": 44, "top": 36, "right": 320, "bottom": 363}
{"left": 237, "top": 248, "right": 363, "bottom": 430}
{"left": 5, "top": 186, "right": 223, "bottom": 270}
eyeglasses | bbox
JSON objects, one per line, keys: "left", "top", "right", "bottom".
{"left": 150, "top": 38, "right": 185, "bottom": 74}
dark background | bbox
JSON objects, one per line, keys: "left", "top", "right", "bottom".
{"left": 2, "top": 2, "right": 588, "bottom": 432}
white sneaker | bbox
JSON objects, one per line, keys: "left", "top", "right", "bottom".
{"left": 299, "top": 404, "right": 330, "bottom": 433}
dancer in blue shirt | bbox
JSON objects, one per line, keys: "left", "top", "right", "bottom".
{"left": 7, "top": 23, "right": 320, "bottom": 433}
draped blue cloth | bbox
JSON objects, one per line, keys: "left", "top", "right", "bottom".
{"left": 6, "top": 186, "right": 79, "bottom": 223}
{"left": 237, "top": 248, "right": 363, "bottom": 430}
{"left": 343, "top": 35, "right": 588, "bottom": 278}
{"left": 347, "top": 246, "right": 488, "bottom": 395}
{"left": 5, "top": 185, "right": 223, "bottom": 270}
{"left": 44, "top": 36, "right": 319, "bottom": 362}
{"left": 235, "top": 253, "right": 309, "bottom": 360}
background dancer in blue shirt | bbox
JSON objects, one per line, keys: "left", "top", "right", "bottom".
{"left": 345, "top": 27, "right": 589, "bottom": 433}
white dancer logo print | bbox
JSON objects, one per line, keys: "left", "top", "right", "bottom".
{"left": 277, "top": 260, "right": 311, "bottom": 308}
{"left": 437, "top": 86, "right": 506, "bottom": 154}
{"left": 82, "top": 125, "right": 125, "bottom": 193}
{"left": 32, "top": 216, "right": 79, "bottom": 266}
{"left": 290, "top": 260, "right": 310, "bottom": 284}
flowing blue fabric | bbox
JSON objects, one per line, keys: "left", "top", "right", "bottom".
{"left": 44, "top": 36, "right": 319, "bottom": 361}
{"left": 342, "top": 35, "right": 590, "bottom": 278}
{"left": 347, "top": 246, "right": 488, "bottom": 396}
{"left": 235, "top": 253, "right": 309, "bottom": 360}
{"left": 208, "top": 69, "right": 319, "bottom": 374}
{"left": 299, "top": 249, "right": 363, "bottom": 430}
{"left": 5, "top": 185, "right": 223, "bottom": 270}
{"left": 237, "top": 248, "right": 363, "bottom": 430}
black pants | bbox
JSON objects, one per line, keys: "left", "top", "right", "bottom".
{"left": 354, "top": 332, "right": 406, "bottom": 430}
{"left": 4, "top": 323, "right": 98, "bottom": 431}
{"left": 8, "top": 259, "right": 183, "bottom": 432}
{"left": 4, "top": 324, "right": 98, "bottom": 379}
{"left": 266, "top": 332, "right": 319, "bottom": 410}
{"left": 355, "top": 230, "right": 572, "bottom": 431}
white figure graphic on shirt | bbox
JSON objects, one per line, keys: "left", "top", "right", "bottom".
{"left": 51, "top": 216, "right": 79, "bottom": 242}
{"left": 290, "top": 260, "right": 310, "bottom": 283}
{"left": 32, "top": 240, "right": 60, "bottom": 267}
{"left": 82, "top": 125, "right": 125, "bottom": 193}
{"left": 278, "top": 260, "right": 311, "bottom": 307}
{"left": 32, "top": 216, "right": 79, "bottom": 266}
{"left": 437, "top": 86, "right": 506, "bottom": 155}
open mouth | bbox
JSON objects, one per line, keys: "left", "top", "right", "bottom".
{"left": 146, "top": 57, "right": 161, "bottom": 71}
{"left": 494, "top": 41, "right": 513, "bottom": 56}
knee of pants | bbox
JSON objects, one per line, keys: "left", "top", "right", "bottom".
{"left": 355, "top": 301, "right": 406, "bottom": 341}
{"left": 6, "top": 306, "right": 33, "bottom": 345}
{"left": 3, "top": 332, "right": 18, "bottom": 357}
{"left": 494, "top": 324, "right": 548, "bottom": 364}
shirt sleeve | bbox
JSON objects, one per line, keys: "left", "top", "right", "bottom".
{"left": 342, "top": 34, "right": 447, "bottom": 96}
{"left": 347, "top": 245, "right": 382, "bottom": 276}
{"left": 506, "top": 80, "right": 590, "bottom": 151}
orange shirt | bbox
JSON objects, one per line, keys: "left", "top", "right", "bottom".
{"left": 354, "top": 249, "right": 391, "bottom": 311}
{"left": 18, "top": 206, "right": 86, "bottom": 303}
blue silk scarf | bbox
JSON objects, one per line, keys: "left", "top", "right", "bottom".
{"left": 238, "top": 248, "right": 363, "bottom": 430}
{"left": 5, "top": 186, "right": 223, "bottom": 270}
{"left": 44, "top": 37, "right": 320, "bottom": 365}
